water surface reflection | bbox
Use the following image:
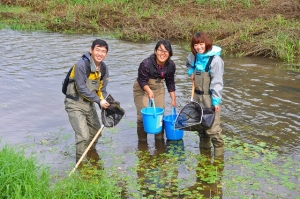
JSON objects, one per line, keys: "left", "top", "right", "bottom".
{"left": 0, "top": 29, "right": 299, "bottom": 198}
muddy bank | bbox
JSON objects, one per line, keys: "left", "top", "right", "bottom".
{"left": 0, "top": 0, "right": 299, "bottom": 63}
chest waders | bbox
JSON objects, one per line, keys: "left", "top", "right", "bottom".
{"left": 193, "top": 56, "right": 224, "bottom": 155}
{"left": 133, "top": 78, "right": 165, "bottom": 141}
{"left": 64, "top": 66, "right": 102, "bottom": 162}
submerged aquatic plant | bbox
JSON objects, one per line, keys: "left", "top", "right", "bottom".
{"left": 1, "top": 124, "right": 299, "bottom": 198}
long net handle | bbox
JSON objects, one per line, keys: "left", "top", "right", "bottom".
{"left": 69, "top": 125, "right": 105, "bottom": 176}
{"left": 191, "top": 81, "right": 195, "bottom": 102}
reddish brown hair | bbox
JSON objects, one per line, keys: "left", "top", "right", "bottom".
{"left": 190, "top": 32, "right": 213, "bottom": 55}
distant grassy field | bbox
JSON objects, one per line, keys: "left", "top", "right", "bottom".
{"left": 0, "top": 0, "right": 299, "bottom": 65}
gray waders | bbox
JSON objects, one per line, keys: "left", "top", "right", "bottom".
{"left": 65, "top": 73, "right": 102, "bottom": 163}
{"left": 65, "top": 97, "right": 101, "bottom": 162}
{"left": 133, "top": 78, "right": 165, "bottom": 141}
{"left": 194, "top": 71, "right": 224, "bottom": 156}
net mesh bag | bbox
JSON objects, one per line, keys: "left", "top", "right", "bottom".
{"left": 201, "top": 108, "right": 215, "bottom": 129}
{"left": 175, "top": 102, "right": 203, "bottom": 130}
{"left": 175, "top": 101, "right": 215, "bottom": 131}
{"left": 101, "top": 94, "right": 125, "bottom": 127}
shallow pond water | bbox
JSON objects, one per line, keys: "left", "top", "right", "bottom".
{"left": 0, "top": 29, "right": 299, "bottom": 198}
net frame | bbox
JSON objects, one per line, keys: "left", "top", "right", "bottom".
{"left": 174, "top": 101, "right": 203, "bottom": 130}
{"left": 175, "top": 101, "right": 215, "bottom": 131}
{"left": 101, "top": 94, "right": 125, "bottom": 127}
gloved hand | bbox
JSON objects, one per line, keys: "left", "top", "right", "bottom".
{"left": 100, "top": 99, "right": 110, "bottom": 109}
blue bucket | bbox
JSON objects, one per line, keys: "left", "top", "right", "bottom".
{"left": 163, "top": 108, "right": 184, "bottom": 140}
{"left": 141, "top": 99, "right": 164, "bottom": 134}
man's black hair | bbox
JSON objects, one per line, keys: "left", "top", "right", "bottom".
{"left": 91, "top": 39, "right": 109, "bottom": 52}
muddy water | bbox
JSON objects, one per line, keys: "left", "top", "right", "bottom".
{"left": 0, "top": 29, "right": 299, "bottom": 197}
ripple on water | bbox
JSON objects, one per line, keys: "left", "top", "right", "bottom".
{"left": 0, "top": 31, "right": 299, "bottom": 195}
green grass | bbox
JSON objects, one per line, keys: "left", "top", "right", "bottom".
{"left": 0, "top": 0, "right": 299, "bottom": 65}
{"left": 0, "top": 143, "right": 122, "bottom": 199}
{"left": 0, "top": 144, "right": 51, "bottom": 198}
{"left": 2, "top": 122, "right": 299, "bottom": 198}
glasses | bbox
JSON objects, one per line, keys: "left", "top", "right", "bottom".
{"left": 95, "top": 49, "right": 107, "bottom": 54}
{"left": 157, "top": 48, "right": 169, "bottom": 54}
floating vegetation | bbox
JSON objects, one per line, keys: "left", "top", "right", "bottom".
{"left": 1, "top": 123, "right": 299, "bottom": 198}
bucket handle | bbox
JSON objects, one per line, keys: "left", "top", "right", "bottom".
{"left": 149, "top": 98, "right": 156, "bottom": 117}
{"left": 172, "top": 107, "right": 176, "bottom": 117}
{"left": 171, "top": 107, "right": 177, "bottom": 124}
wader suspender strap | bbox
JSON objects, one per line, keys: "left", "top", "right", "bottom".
{"left": 99, "top": 62, "right": 106, "bottom": 81}
{"left": 64, "top": 60, "right": 91, "bottom": 96}
{"left": 84, "top": 59, "right": 91, "bottom": 77}
{"left": 193, "top": 55, "right": 214, "bottom": 72}
{"left": 83, "top": 59, "right": 106, "bottom": 80}
{"left": 68, "top": 60, "right": 90, "bottom": 84}
{"left": 194, "top": 55, "right": 214, "bottom": 95}
{"left": 205, "top": 56, "right": 214, "bottom": 72}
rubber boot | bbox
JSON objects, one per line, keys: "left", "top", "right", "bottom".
{"left": 137, "top": 140, "right": 149, "bottom": 152}
{"left": 155, "top": 139, "right": 166, "bottom": 155}
{"left": 214, "top": 150, "right": 224, "bottom": 164}
{"left": 89, "top": 142, "right": 97, "bottom": 151}
{"left": 211, "top": 137, "right": 224, "bottom": 157}
{"left": 76, "top": 147, "right": 88, "bottom": 164}
{"left": 200, "top": 148, "right": 212, "bottom": 159}
{"left": 86, "top": 148, "right": 103, "bottom": 170}
{"left": 76, "top": 153, "right": 88, "bottom": 170}
{"left": 87, "top": 148, "right": 100, "bottom": 162}
{"left": 155, "top": 131, "right": 165, "bottom": 140}
{"left": 214, "top": 147, "right": 224, "bottom": 157}
{"left": 198, "top": 130, "right": 211, "bottom": 149}
{"left": 200, "top": 138, "right": 212, "bottom": 149}
{"left": 137, "top": 122, "right": 147, "bottom": 141}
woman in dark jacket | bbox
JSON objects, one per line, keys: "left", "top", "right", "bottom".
{"left": 133, "top": 40, "right": 177, "bottom": 141}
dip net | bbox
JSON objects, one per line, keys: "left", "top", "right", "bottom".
{"left": 175, "top": 102, "right": 215, "bottom": 131}
{"left": 101, "top": 94, "right": 125, "bottom": 127}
